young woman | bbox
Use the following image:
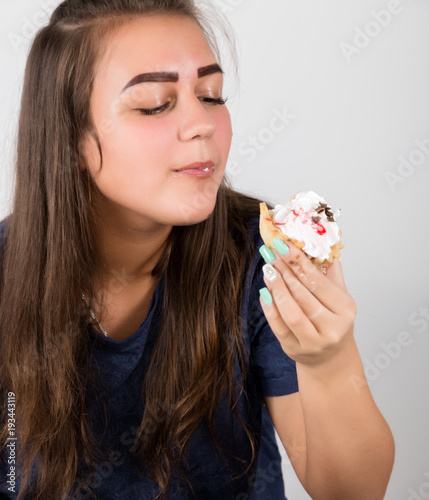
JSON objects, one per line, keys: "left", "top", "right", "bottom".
{"left": 0, "top": 1, "right": 394, "bottom": 499}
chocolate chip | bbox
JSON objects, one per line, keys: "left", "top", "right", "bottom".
{"left": 312, "top": 216, "right": 321, "bottom": 223}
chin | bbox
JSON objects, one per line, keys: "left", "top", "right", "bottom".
{"left": 170, "top": 199, "right": 217, "bottom": 226}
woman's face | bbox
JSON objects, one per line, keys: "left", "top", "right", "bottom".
{"left": 83, "top": 15, "right": 232, "bottom": 227}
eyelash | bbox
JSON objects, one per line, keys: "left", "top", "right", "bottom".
{"left": 138, "top": 97, "right": 228, "bottom": 116}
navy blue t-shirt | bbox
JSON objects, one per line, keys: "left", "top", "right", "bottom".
{"left": 0, "top": 216, "right": 298, "bottom": 499}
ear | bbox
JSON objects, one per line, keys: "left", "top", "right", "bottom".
{"left": 79, "top": 129, "right": 100, "bottom": 173}
{"left": 77, "top": 133, "right": 90, "bottom": 172}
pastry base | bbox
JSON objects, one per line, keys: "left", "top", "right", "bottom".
{"left": 259, "top": 202, "right": 343, "bottom": 272}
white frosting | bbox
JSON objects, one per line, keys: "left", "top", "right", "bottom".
{"left": 271, "top": 191, "right": 341, "bottom": 261}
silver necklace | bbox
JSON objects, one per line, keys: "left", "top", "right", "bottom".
{"left": 81, "top": 294, "right": 109, "bottom": 337}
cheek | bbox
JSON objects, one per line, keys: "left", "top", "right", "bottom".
{"left": 97, "top": 118, "right": 177, "bottom": 183}
{"left": 84, "top": 122, "right": 171, "bottom": 214}
{"left": 105, "top": 118, "right": 170, "bottom": 156}
{"left": 215, "top": 109, "right": 233, "bottom": 158}
{"left": 86, "top": 105, "right": 231, "bottom": 208}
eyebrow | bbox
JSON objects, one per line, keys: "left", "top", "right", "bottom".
{"left": 121, "top": 63, "right": 223, "bottom": 93}
{"left": 198, "top": 63, "right": 223, "bottom": 78}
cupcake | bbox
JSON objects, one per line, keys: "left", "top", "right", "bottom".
{"left": 259, "top": 191, "right": 343, "bottom": 272}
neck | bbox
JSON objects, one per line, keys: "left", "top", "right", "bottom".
{"left": 92, "top": 198, "right": 173, "bottom": 287}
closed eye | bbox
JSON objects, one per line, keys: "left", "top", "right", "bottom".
{"left": 137, "top": 96, "right": 227, "bottom": 116}
{"left": 199, "top": 97, "right": 228, "bottom": 105}
{"left": 138, "top": 102, "right": 170, "bottom": 115}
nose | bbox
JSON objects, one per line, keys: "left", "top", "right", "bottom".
{"left": 178, "top": 96, "right": 216, "bottom": 142}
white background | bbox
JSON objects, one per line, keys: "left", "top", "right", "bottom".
{"left": 1, "top": 1, "right": 428, "bottom": 499}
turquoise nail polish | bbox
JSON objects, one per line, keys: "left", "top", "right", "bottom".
{"left": 259, "top": 287, "right": 273, "bottom": 305}
{"left": 259, "top": 245, "right": 275, "bottom": 264}
{"left": 273, "top": 238, "right": 289, "bottom": 256}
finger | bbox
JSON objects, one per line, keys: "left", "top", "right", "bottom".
{"left": 268, "top": 238, "right": 350, "bottom": 314}
{"left": 326, "top": 259, "right": 347, "bottom": 291}
{"left": 263, "top": 262, "right": 329, "bottom": 332}
{"left": 258, "top": 289, "right": 301, "bottom": 354}
{"left": 261, "top": 261, "right": 322, "bottom": 339}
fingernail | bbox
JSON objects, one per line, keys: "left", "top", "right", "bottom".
{"left": 259, "top": 287, "right": 273, "bottom": 305}
{"left": 259, "top": 245, "right": 275, "bottom": 264}
{"left": 262, "top": 263, "right": 278, "bottom": 282}
{"left": 273, "top": 238, "right": 289, "bottom": 256}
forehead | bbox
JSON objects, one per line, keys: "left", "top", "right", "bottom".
{"left": 94, "top": 14, "right": 218, "bottom": 88}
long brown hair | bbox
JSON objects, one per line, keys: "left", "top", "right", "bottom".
{"left": 0, "top": 1, "right": 263, "bottom": 498}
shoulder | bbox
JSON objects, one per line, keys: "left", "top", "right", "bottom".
{"left": 242, "top": 216, "right": 264, "bottom": 296}
{"left": 0, "top": 216, "right": 9, "bottom": 250}
{"left": 0, "top": 217, "right": 9, "bottom": 230}
{"left": 244, "top": 216, "right": 264, "bottom": 269}
{"left": 222, "top": 187, "right": 271, "bottom": 288}
{"left": 247, "top": 216, "right": 263, "bottom": 246}
{"left": 224, "top": 186, "right": 270, "bottom": 250}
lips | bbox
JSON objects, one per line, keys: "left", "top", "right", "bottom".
{"left": 173, "top": 161, "right": 215, "bottom": 177}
